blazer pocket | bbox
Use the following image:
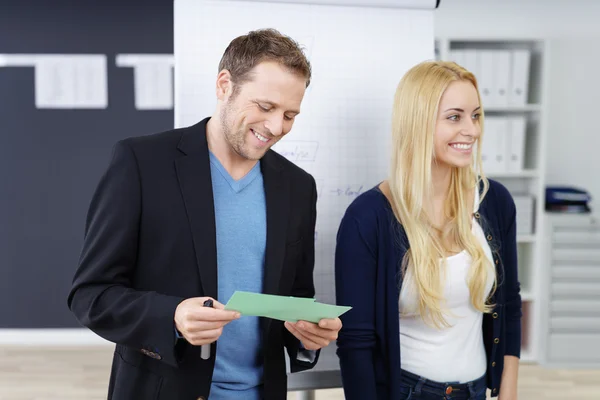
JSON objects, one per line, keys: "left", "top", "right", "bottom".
{"left": 286, "top": 236, "right": 303, "bottom": 247}
{"left": 112, "top": 349, "right": 163, "bottom": 400}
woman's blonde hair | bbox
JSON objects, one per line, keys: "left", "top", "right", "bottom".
{"left": 389, "top": 60, "right": 495, "bottom": 328}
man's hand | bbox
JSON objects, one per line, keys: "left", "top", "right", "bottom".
{"left": 174, "top": 297, "right": 240, "bottom": 346}
{"left": 284, "top": 318, "right": 342, "bottom": 351}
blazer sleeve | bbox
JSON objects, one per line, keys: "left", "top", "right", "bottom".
{"left": 335, "top": 213, "right": 378, "bottom": 399}
{"left": 503, "top": 197, "right": 522, "bottom": 358}
{"left": 67, "top": 140, "right": 186, "bottom": 368}
{"left": 283, "top": 174, "right": 320, "bottom": 372}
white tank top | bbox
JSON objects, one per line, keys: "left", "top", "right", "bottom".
{"left": 398, "top": 189, "right": 495, "bottom": 383}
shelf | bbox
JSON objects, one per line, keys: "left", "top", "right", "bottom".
{"left": 487, "top": 170, "right": 539, "bottom": 179}
{"left": 436, "top": 36, "right": 547, "bottom": 370}
{"left": 520, "top": 349, "right": 535, "bottom": 363}
{"left": 518, "top": 234, "right": 536, "bottom": 243}
{"left": 484, "top": 104, "right": 542, "bottom": 112}
{"left": 521, "top": 291, "right": 534, "bottom": 301}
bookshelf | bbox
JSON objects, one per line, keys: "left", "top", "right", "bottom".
{"left": 436, "top": 38, "right": 550, "bottom": 364}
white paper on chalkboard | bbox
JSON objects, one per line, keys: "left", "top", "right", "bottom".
{"left": 0, "top": 54, "right": 107, "bottom": 109}
{"left": 116, "top": 54, "right": 174, "bottom": 110}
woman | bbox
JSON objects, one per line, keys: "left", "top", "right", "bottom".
{"left": 334, "top": 61, "right": 521, "bottom": 400}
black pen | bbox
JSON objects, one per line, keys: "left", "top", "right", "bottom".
{"left": 201, "top": 299, "right": 213, "bottom": 360}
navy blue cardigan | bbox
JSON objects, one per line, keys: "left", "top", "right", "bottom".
{"left": 334, "top": 179, "right": 522, "bottom": 399}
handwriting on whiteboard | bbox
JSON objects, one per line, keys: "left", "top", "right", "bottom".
{"left": 273, "top": 141, "right": 319, "bottom": 162}
{"left": 331, "top": 184, "right": 364, "bottom": 198}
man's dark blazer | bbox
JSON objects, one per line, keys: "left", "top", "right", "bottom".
{"left": 67, "top": 117, "right": 319, "bottom": 400}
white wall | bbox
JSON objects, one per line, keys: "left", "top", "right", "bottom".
{"left": 435, "top": 0, "right": 600, "bottom": 38}
{"left": 544, "top": 38, "right": 600, "bottom": 212}
{"left": 435, "top": 0, "right": 600, "bottom": 211}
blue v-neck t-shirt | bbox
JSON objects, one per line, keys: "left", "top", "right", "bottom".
{"left": 208, "top": 152, "right": 267, "bottom": 399}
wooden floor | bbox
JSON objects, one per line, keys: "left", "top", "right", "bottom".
{"left": 0, "top": 347, "right": 599, "bottom": 399}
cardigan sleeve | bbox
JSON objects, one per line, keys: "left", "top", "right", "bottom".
{"left": 335, "top": 214, "right": 378, "bottom": 399}
{"left": 503, "top": 197, "right": 522, "bottom": 358}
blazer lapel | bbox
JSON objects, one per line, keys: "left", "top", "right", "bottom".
{"left": 173, "top": 123, "right": 290, "bottom": 305}
{"left": 174, "top": 118, "right": 218, "bottom": 300}
{"left": 261, "top": 151, "right": 290, "bottom": 297}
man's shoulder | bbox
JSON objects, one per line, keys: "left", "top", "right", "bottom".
{"left": 115, "top": 120, "right": 208, "bottom": 162}
{"left": 119, "top": 126, "right": 186, "bottom": 152}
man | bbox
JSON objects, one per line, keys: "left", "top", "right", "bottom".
{"left": 67, "top": 28, "right": 341, "bottom": 400}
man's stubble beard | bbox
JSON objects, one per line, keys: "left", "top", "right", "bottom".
{"left": 219, "top": 101, "right": 253, "bottom": 161}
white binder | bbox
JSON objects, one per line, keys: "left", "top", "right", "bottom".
{"left": 449, "top": 50, "right": 465, "bottom": 67}
{"left": 508, "top": 50, "right": 531, "bottom": 106}
{"left": 513, "top": 195, "right": 535, "bottom": 234}
{"left": 482, "top": 117, "right": 508, "bottom": 174}
{"left": 447, "top": 50, "right": 480, "bottom": 89}
{"left": 463, "top": 49, "right": 479, "bottom": 82}
{"left": 478, "top": 51, "right": 511, "bottom": 107}
{"left": 507, "top": 116, "right": 527, "bottom": 172}
{"left": 480, "top": 117, "right": 493, "bottom": 172}
{"left": 478, "top": 51, "right": 495, "bottom": 107}
{"left": 493, "top": 51, "right": 511, "bottom": 107}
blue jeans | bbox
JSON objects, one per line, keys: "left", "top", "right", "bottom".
{"left": 399, "top": 369, "right": 487, "bottom": 400}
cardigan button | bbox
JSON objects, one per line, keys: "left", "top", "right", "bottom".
{"left": 493, "top": 312, "right": 498, "bottom": 318}
{"left": 495, "top": 259, "right": 499, "bottom": 265}
{"left": 494, "top": 338, "right": 500, "bottom": 344}
{"left": 487, "top": 234, "right": 493, "bottom": 241}
{"left": 474, "top": 212, "right": 480, "bottom": 218}
{"left": 492, "top": 361, "right": 496, "bottom": 367}
{"left": 493, "top": 388, "right": 498, "bottom": 394}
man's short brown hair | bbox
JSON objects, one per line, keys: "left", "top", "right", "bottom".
{"left": 218, "top": 28, "right": 312, "bottom": 90}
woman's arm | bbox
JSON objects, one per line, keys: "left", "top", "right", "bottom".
{"left": 503, "top": 197, "right": 523, "bottom": 356}
{"left": 499, "top": 355, "right": 519, "bottom": 399}
{"left": 500, "top": 193, "right": 522, "bottom": 398}
{"left": 335, "top": 213, "right": 378, "bottom": 399}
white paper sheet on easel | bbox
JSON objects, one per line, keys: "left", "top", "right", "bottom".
{"left": 174, "top": 0, "right": 435, "bottom": 308}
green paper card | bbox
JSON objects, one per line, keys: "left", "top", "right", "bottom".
{"left": 224, "top": 291, "right": 352, "bottom": 323}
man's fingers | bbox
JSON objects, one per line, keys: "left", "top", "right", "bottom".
{"left": 175, "top": 297, "right": 241, "bottom": 343}
{"left": 190, "top": 327, "right": 223, "bottom": 340}
{"left": 285, "top": 322, "right": 328, "bottom": 350}
{"left": 318, "top": 318, "right": 342, "bottom": 331}
{"left": 295, "top": 321, "right": 338, "bottom": 341}
{"left": 211, "top": 300, "right": 226, "bottom": 310}
{"left": 183, "top": 298, "right": 239, "bottom": 320}
{"left": 186, "top": 327, "right": 223, "bottom": 346}
{"left": 284, "top": 321, "right": 306, "bottom": 343}
{"left": 191, "top": 297, "right": 227, "bottom": 311}
{"left": 296, "top": 327, "right": 332, "bottom": 348}
{"left": 185, "top": 320, "right": 226, "bottom": 332}
{"left": 191, "top": 307, "right": 240, "bottom": 322}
